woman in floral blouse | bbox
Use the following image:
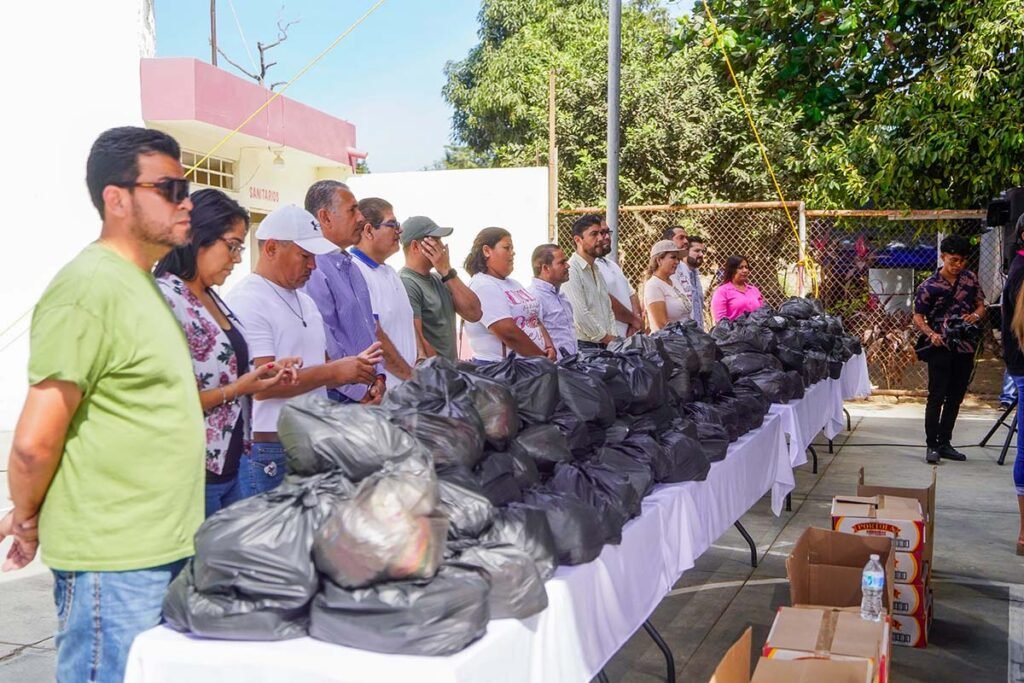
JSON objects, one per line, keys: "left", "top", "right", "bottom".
{"left": 156, "top": 189, "right": 298, "bottom": 516}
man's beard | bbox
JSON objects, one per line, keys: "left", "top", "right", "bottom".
{"left": 131, "top": 197, "right": 188, "bottom": 249}
{"left": 687, "top": 257, "right": 702, "bottom": 268}
{"left": 596, "top": 241, "right": 612, "bottom": 257}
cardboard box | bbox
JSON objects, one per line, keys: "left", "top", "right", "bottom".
{"left": 763, "top": 606, "right": 890, "bottom": 683}
{"left": 891, "top": 587, "right": 934, "bottom": 648}
{"left": 709, "top": 627, "right": 870, "bottom": 683}
{"left": 892, "top": 581, "right": 929, "bottom": 616}
{"left": 894, "top": 555, "right": 929, "bottom": 585}
{"left": 856, "top": 467, "right": 936, "bottom": 571}
{"left": 787, "top": 528, "right": 895, "bottom": 611}
{"left": 832, "top": 494, "right": 927, "bottom": 558}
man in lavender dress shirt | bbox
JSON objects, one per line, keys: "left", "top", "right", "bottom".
{"left": 529, "top": 244, "right": 577, "bottom": 359}
{"left": 303, "top": 180, "right": 390, "bottom": 403}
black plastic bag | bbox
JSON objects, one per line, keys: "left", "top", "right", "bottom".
{"left": 439, "top": 478, "right": 495, "bottom": 540}
{"left": 714, "top": 325, "right": 778, "bottom": 356}
{"left": 457, "top": 371, "right": 520, "bottom": 450}
{"left": 391, "top": 411, "right": 484, "bottom": 469}
{"left": 721, "top": 352, "right": 782, "bottom": 379}
{"left": 474, "top": 355, "right": 560, "bottom": 425}
{"left": 567, "top": 351, "right": 633, "bottom": 413}
{"left": 473, "top": 451, "right": 523, "bottom": 507}
{"left": 607, "top": 335, "right": 675, "bottom": 381}
{"left": 660, "top": 321, "right": 719, "bottom": 373}
{"left": 193, "top": 473, "right": 348, "bottom": 605}
{"left": 520, "top": 488, "right": 606, "bottom": 566}
{"left": 695, "top": 422, "right": 730, "bottom": 462}
{"left": 279, "top": 398, "right": 430, "bottom": 479}
{"left": 655, "top": 430, "right": 711, "bottom": 482}
{"left": 778, "top": 297, "right": 818, "bottom": 320}
{"left": 313, "top": 463, "right": 444, "bottom": 589}
{"left": 482, "top": 505, "right": 558, "bottom": 579}
{"left": 509, "top": 424, "right": 573, "bottom": 473}
{"left": 746, "top": 369, "right": 792, "bottom": 404}
{"left": 732, "top": 377, "right": 771, "bottom": 414}
{"left": 827, "top": 354, "right": 844, "bottom": 380}
{"left": 556, "top": 366, "right": 616, "bottom": 426}
{"left": 548, "top": 463, "right": 627, "bottom": 544}
{"left": 589, "top": 443, "right": 658, "bottom": 496}
{"left": 454, "top": 544, "right": 548, "bottom": 619}
{"left": 550, "top": 410, "right": 593, "bottom": 458}
{"left": 507, "top": 446, "right": 541, "bottom": 488}
{"left": 603, "top": 418, "right": 632, "bottom": 445}
{"left": 385, "top": 358, "right": 485, "bottom": 433}
{"left": 804, "top": 349, "right": 829, "bottom": 385}
{"left": 717, "top": 394, "right": 765, "bottom": 434}
{"left": 651, "top": 332, "right": 701, "bottom": 374}
{"left": 310, "top": 565, "right": 490, "bottom": 656}
{"left": 775, "top": 345, "right": 805, "bottom": 372}
{"left": 667, "top": 366, "right": 692, "bottom": 403}
{"left": 163, "top": 561, "right": 309, "bottom": 641}
{"left": 785, "top": 370, "right": 806, "bottom": 399}
{"left": 704, "top": 362, "right": 735, "bottom": 398}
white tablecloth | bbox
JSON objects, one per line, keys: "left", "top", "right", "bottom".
{"left": 125, "top": 414, "right": 788, "bottom": 683}
{"left": 768, "top": 375, "right": 846, "bottom": 469}
{"left": 840, "top": 352, "right": 872, "bottom": 400}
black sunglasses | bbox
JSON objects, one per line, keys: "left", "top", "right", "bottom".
{"left": 114, "top": 177, "right": 190, "bottom": 204}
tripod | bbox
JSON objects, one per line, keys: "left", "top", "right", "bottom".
{"left": 980, "top": 398, "right": 1017, "bottom": 465}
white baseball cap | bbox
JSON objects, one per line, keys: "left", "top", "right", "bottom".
{"left": 255, "top": 204, "right": 338, "bottom": 255}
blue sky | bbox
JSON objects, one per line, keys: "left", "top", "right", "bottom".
{"left": 156, "top": 1, "right": 696, "bottom": 173}
{"left": 156, "top": 0, "right": 482, "bottom": 172}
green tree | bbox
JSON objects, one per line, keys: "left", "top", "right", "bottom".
{"left": 443, "top": 0, "right": 803, "bottom": 207}
{"left": 688, "top": 0, "right": 1024, "bottom": 207}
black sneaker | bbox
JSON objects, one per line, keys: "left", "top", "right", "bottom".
{"left": 925, "top": 448, "right": 941, "bottom": 464}
{"left": 938, "top": 444, "right": 967, "bottom": 461}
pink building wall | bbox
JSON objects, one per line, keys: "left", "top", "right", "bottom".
{"left": 140, "top": 58, "right": 363, "bottom": 167}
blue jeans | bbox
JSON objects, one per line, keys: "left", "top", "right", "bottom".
{"left": 1013, "top": 375, "right": 1024, "bottom": 496}
{"left": 1002, "top": 370, "right": 1018, "bottom": 405}
{"left": 53, "top": 559, "right": 186, "bottom": 683}
{"left": 239, "top": 442, "right": 286, "bottom": 497}
{"left": 204, "top": 476, "right": 244, "bottom": 518}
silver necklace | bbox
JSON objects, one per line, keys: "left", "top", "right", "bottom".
{"left": 258, "top": 275, "right": 307, "bottom": 327}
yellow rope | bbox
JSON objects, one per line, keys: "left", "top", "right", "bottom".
{"left": 185, "top": 0, "right": 387, "bottom": 176}
{"left": 701, "top": 0, "right": 819, "bottom": 296}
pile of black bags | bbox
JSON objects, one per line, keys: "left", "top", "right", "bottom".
{"left": 165, "top": 298, "right": 860, "bottom": 656}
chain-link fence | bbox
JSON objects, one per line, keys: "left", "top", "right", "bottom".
{"left": 557, "top": 203, "right": 804, "bottom": 330}
{"left": 558, "top": 204, "right": 995, "bottom": 394}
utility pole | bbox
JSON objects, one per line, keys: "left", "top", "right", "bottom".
{"left": 547, "top": 70, "right": 558, "bottom": 242}
{"left": 210, "top": 0, "right": 218, "bottom": 66}
{"left": 606, "top": 0, "right": 621, "bottom": 261}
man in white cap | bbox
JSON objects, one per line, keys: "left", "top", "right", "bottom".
{"left": 225, "top": 204, "right": 383, "bottom": 494}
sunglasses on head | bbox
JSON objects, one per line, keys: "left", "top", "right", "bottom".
{"left": 114, "top": 177, "right": 190, "bottom": 204}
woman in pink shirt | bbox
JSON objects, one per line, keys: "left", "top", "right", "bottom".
{"left": 711, "top": 255, "right": 765, "bottom": 323}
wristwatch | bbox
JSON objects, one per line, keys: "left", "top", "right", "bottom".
{"left": 441, "top": 268, "right": 458, "bottom": 283}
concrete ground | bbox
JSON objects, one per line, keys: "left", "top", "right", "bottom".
{"left": 1, "top": 401, "right": 1021, "bottom": 682}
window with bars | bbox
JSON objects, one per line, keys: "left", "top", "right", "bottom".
{"left": 182, "top": 150, "right": 236, "bottom": 191}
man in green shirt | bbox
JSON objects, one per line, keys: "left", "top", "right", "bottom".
{"left": 0, "top": 127, "right": 204, "bottom": 683}
{"left": 399, "top": 216, "right": 482, "bottom": 360}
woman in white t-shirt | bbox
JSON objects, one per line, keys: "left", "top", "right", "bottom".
{"left": 463, "top": 227, "right": 556, "bottom": 362}
{"left": 643, "top": 239, "right": 693, "bottom": 332}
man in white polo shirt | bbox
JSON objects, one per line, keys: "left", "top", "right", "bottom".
{"left": 226, "top": 204, "right": 383, "bottom": 494}
{"left": 592, "top": 216, "right": 643, "bottom": 336}
{"left": 350, "top": 197, "right": 417, "bottom": 385}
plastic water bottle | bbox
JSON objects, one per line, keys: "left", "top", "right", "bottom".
{"left": 860, "top": 554, "right": 885, "bottom": 622}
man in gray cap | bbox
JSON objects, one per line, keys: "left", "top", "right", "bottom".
{"left": 399, "top": 216, "right": 482, "bottom": 361}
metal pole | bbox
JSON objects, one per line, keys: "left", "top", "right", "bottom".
{"left": 797, "top": 201, "right": 807, "bottom": 296}
{"left": 547, "top": 70, "right": 558, "bottom": 242}
{"left": 211, "top": 0, "right": 218, "bottom": 66}
{"left": 606, "top": 0, "right": 621, "bottom": 261}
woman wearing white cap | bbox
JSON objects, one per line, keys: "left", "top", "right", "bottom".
{"left": 643, "top": 240, "right": 693, "bottom": 332}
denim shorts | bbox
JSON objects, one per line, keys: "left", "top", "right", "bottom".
{"left": 239, "top": 441, "right": 286, "bottom": 497}
{"left": 52, "top": 559, "right": 186, "bottom": 683}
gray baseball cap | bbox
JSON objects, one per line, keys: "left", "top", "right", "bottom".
{"left": 400, "top": 215, "right": 454, "bottom": 246}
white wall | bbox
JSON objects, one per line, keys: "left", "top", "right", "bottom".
{"left": 347, "top": 167, "right": 550, "bottom": 286}
{"left": 0, "top": 1, "right": 155, "bottom": 430}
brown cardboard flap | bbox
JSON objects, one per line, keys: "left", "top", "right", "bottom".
{"left": 832, "top": 611, "right": 886, "bottom": 660}
{"left": 858, "top": 466, "right": 936, "bottom": 567}
{"left": 709, "top": 627, "right": 752, "bottom": 683}
{"left": 753, "top": 657, "right": 869, "bottom": 683}
{"left": 787, "top": 528, "right": 895, "bottom": 610}
{"left": 766, "top": 608, "right": 827, "bottom": 652}
{"left": 832, "top": 494, "right": 923, "bottom": 521}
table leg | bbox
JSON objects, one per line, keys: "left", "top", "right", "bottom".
{"left": 828, "top": 439, "right": 834, "bottom": 454}
{"left": 642, "top": 620, "right": 676, "bottom": 683}
{"left": 734, "top": 521, "right": 757, "bottom": 568}
{"left": 999, "top": 413, "right": 1018, "bottom": 466}
{"left": 595, "top": 671, "right": 610, "bottom": 683}
{"left": 844, "top": 407, "right": 852, "bottom": 432}
{"left": 785, "top": 493, "right": 792, "bottom": 512}
{"left": 808, "top": 445, "right": 818, "bottom": 474}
